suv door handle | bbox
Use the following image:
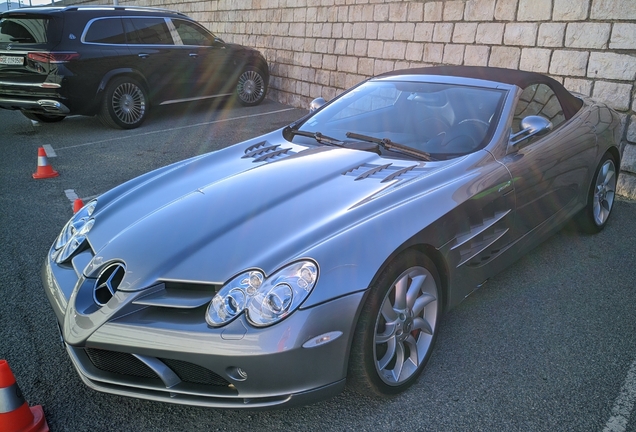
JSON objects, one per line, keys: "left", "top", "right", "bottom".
{"left": 138, "top": 53, "right": 150, "bottom": 59}
{"left": 189, "top": 53, "right": 198, "bottom": 58}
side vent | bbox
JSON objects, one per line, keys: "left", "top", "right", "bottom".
{"left": 451, "top": 210, "right": 512, "bottom": 268}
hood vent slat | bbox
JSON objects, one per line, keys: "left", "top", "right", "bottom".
{"left": 354, "top": 163, "right": 393, "bottom": 181}
{"left": 381, "top": 164, "right": 419, "bottom": 183}
{"left": 243, "top": 141, "right": 294, "bottom": 163}
{"left": 242, "top": 141, "right": 278, "bottom": 159}
{"left": 253, "top": 147, "right": 291, "bottom": 162}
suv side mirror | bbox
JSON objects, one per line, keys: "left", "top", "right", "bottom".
{"left": 509, "top": 115, "right": 552, "bottom": 147}
{"left": 309, "top": 97, "right": 326, "bottom": 112}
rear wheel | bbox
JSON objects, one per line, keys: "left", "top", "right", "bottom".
{"left": 574, "top": 153, "right": 617, "bottom": 233}
{"left": 348, "top": 250, "right": 441, "bottom": 396}
{"left": 235, "top": 66, "right": 267, "bottom": 106}
{"left": 98, "top": 76, "right": 148, "bottom": 129}
{"left": 22, "top": 111, "right": 66, "bottom": 123}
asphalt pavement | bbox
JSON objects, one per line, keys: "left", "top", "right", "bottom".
{"left": 1, "top": 100, "right": 635, "bottom": 431}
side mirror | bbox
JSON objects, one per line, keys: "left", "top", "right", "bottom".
{"left": 309, "top": 97, "right": 326, "bottom": 112}
{"left": 510, "top": 115, "right": 552, "bottom": 146}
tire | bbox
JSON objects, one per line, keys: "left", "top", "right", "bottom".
{"left": 574, "top": 153, "right": 617, "bottom": 234}
{"left": 348, "top": 250, "right": 441, "bottom": 397}
{"left": 235, "top": 66, "right": 267, "bottom": 106}
{"left": 22, "top": 111, "right": 66, "bottom": 123}
{"left": 98, "top": 76, "right": 148, "bottom": 129}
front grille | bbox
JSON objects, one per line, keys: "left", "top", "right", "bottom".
{"left": 85, "top": 348, "right": 230, "bottom": 387}
{"left": 85, "top": 348, "right": 158, "bottom": 379}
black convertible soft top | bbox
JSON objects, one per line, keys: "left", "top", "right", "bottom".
{"left": 381, "top": 66, "right": 583, "bottom": 120}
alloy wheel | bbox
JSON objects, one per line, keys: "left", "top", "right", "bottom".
{"left": 237, "top": 70, "right": 265, "bottom": 104}
{"left": 373, "top": 266, "right": 438, "bottom": 385}
{"left": 593, "top": 159, "right": 616, "bottom": 227}
{"left": 112, "top": 82, "right": 146, "bottom": 125}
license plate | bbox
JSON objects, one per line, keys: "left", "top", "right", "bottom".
{"left": 0, "top": 55, "right": 24, "bottom": 65}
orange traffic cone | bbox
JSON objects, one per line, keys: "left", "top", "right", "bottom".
{"left": 32, "top": 147, "right": 59, "bottom": 179}
{"left": 0, "top": 360, "right": 49, "bottom": 432}
{"left": 73, "top": 198, "right": 84, "bottom": 213}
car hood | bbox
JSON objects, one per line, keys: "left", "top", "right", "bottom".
{"left": 83, "top": 132, "right": 467, "bottom": 291}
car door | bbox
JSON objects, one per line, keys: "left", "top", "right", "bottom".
{"left": 169, "top": 18, "right": 234, "bottom": 99}
{"left": 500, "top": 83, "right": 597, "bottom": 236}
{"left": 123, "top": 17, "right": 186, "bottom": 103}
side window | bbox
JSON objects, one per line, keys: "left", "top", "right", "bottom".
{"left": 172, "top": 19, "right": 214, "bottom": 46}
{"left": 512, "top": 84, "right": 565, "bottom": 133}
{"left": 84, "top": 18, "right": 126, "bottom": 44}
{"left": 124, "top": 18, "right": 173, "bottom": 45}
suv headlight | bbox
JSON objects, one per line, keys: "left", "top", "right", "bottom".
{"left": 53, "top": 200, "right": 97, "bottom": 264}
{"left": 206, "top": 260, "right": 318, "bottom": 328}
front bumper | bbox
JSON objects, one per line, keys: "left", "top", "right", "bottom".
{"left": 42, "top": 249, "right": 363, "bottom": 409}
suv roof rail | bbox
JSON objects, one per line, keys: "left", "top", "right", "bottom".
{"left": 61, "top": 5, "right": 187, "bottom": 17}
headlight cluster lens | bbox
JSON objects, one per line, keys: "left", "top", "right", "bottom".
{"left": 53, "top": 200, "right": 97, "bottom": 264}
{"left": 206, "top": 261, "right": 318, "bottom": 328}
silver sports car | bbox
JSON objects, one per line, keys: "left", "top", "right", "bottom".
{"left": 42, "top": 66, "right": 621, "bottom": 409}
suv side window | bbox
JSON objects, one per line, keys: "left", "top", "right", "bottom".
{"left": 124, "top": 18, "right": 173, "bottom": 45}
{"left": 84, "top": 18, "right": 126, "bottom": 44}
{"left": 513, "top": 84, "right": 565, "bottom": 133}
{"left": 172, "top": 19, "right": 214, "bottom": 46}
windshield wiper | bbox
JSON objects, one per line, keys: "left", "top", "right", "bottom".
{"left": 9, "top": 37, "right": 32, "bottom": 42}
{"left": 346, "top": 132, "right": 435, "bottom": 161}
{"left": 288, "top": 129, "right": 345, "bottom": 147}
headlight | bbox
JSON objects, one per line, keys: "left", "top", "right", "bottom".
{"left": 53, "top": 200, "right": 97, "bottom": 264}
{"left": 206, "top": 261, "right": 318, "bottom": 328}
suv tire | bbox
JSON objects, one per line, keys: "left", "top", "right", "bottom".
{"left": 98, "top": 76, "right": 148, "bottom": 129}
{"left": 235, "top": 66, "right": 267, "bottom": 106}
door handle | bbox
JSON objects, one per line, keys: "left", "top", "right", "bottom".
{"left": 189, "top": 53, "right": 198, "bottom": 58}
{"left": 138, "top": 53, "right": 149, "bottom": 59}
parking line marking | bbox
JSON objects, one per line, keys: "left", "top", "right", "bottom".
{"left": 604, "top": 358, "right": 636, "bottom": 432}
{"left": 64, "top": 189, "right": 79, "bottom": 203}
{"left": 55, "top": 108, "right": 297, "bottom": 151}
{"left": 43, "top": 144, "right": 57, "bottom": 157}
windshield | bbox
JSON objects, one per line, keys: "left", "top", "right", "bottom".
{"left": 297, "top": 80, "right": 506, "bottom": 158}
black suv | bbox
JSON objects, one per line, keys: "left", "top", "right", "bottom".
{"left": 0, "top": 6, "right": 269, "bottom": 128}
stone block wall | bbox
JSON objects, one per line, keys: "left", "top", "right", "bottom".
{"left": 66, "top": 0, "right": 636, "bottom": 199}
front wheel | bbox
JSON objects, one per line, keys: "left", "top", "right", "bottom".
{"left": 98, "top": 76, "right": 148, "bottom": 129}
{"left": 574, "top": 153, "right": 617, "bottom": 233}
{"left": 348, "top": 250, "right": 441, "bottom": 397}
{"left": 235, "top": 67, "right": 267, "bottom": 106}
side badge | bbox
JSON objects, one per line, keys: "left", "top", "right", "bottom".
{"left": 69, "top": 34, "right": 76, "bottom": 40}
